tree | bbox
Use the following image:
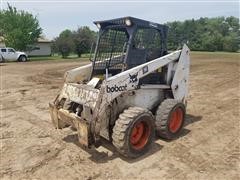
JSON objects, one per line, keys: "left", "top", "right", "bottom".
{"left": 166, "top": 16, "right": 240, "bottom": 52}
{"left": 0, "top": 4, "right": 42, "bottom": 50}
{"left": 54, "top": 29, "right": 74, "bottom": 58}
{"left": 223, "top": 32, "right": 240, "bottom": 52}
{"left": 73, "top": 27, "right": 96, "bottom": 57}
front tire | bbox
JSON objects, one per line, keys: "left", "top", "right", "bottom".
{"left": 112, "top": 107, "right": 155, "bottom": 158}
{"left": 155, "top": 99, "right": 186, "bottom": 140}
{"left": 18, "top": 55, "right": 27, "bottom": 62}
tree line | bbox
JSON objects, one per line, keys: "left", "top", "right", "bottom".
{"left": 52, "top": 27, "right": 96, "bottom": 58}
{"left": 1, "top": 4, "right": 239, "bottom": 57}
{"left": 55, "top": 16, "right": 239, "bottom": 58}
{"left": 167, "top": 17, "right": 240, "bottom": 52}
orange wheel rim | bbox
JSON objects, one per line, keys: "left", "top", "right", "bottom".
{"left": 169, "top": 107, "right": 183, "bottom": 133}
{"left": 130, "top": 121, "right": 150, "bottom": 150}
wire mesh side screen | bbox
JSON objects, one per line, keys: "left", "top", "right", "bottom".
{"left": 133, "top": 28, "right": 162, "bottom": 61}
{"left": 93, "top": 28, "right": 128, "bottom": 73}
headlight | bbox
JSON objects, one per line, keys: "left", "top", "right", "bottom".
{"left": 96, "top": 23, "right": 101, "bottom": 29}
{"left": 125, "top": 19, "right": 132, "bottom": 26}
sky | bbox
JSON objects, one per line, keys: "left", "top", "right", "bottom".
{"left": 1, "top": 0, "right": 239, "bottom": 40}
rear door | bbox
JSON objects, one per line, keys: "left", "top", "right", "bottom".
{"left": 0, "top": 48, "right": 8, "bottom": 60}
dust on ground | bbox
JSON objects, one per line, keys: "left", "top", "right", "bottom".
{"left": 1, "top": 53, "right": 239, "bottom": 179}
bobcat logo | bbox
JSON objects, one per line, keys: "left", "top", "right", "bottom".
{"left": 107, "top": 84, "right": 127, "bottom": 93}
{"left": 129, "top": 72, "right": 138, "bottom": 83}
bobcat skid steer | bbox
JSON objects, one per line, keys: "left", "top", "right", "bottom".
{"left": 49, "top": 17, "right": 190, "bottom": 158}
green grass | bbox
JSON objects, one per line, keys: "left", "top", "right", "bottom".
{"left": 29, "top": 55, "right": 89, "bottom": 61}
{"left": 29, "top": 56, "right": 61, "bottom": 61}
{"left": 28, "top": 51, "right": 239, "bottom": 62}
{"left": 191, "top": 51, "right": 240, "bottom": 59}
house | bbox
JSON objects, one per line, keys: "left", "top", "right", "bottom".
{"left": 27, "top": 38, "right": 52, "bottom": 56}
{"left": 0, "top": 36, "right": 52, "bottom": 56}
{"left": 0, "top": 36, "right": 6, "bottom": 47}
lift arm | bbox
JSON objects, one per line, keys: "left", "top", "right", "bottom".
{"left": 104, "top": 44, "right": 190, "bottom": 101}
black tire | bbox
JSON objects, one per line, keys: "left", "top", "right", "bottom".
{"left": 156, "top": 99, "right": 186, "bottom": 140}
{"left": 112, "top": 107, "right": 155, "bottom": 158}
{"left": 18, "top": 55, "right": 27, "bottom": 62}
{"left": 0, "top": 55, "right": 4, "bottom": 63}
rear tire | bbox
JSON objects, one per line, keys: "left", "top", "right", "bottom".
{"left": 0, "top": 55, "right": 4, "bottom": 63}
{"left": 112, "top": 107, "right": 155, "bottom": 158}
{"left": 155, "top": 99, "right": 186, "bottom": 140}
{"left": 18, "top": 55, "right": 27, "bottom": 62}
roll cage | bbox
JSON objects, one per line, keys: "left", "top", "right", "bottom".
{"left": 91, "top": 16, "right": 168, "bottom": 78}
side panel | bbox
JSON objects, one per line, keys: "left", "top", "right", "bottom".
{"left": 171, "top": 44, "right": 190, "bottom": 102}
{"left": 125, "top": 89, "right": 164, "bottom": 110}
{"left": 64, "top": 63, "right": 92, "bottom": 83}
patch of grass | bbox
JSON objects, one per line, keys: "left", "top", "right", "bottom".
{"left": 29, "top": 55, "right": 89, "bottom": 61}
{"left": 29, "top": 56, "right": 61, "bottom": 61}
{"left": 81, "top": 53, "right": 91, "bottom": 58}
{"left": 191, "top": 51, "right": 240, "bottom": 59}
{"left": 28, "top": 51, "right": 239, "bottom": 62}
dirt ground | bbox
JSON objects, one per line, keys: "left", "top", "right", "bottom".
{"left": 1, "top": 53, "right": 239, "bottom": 180}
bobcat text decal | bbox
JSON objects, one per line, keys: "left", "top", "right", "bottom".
{"left": 107, "top": 84, "right": 127, "bottom": 93}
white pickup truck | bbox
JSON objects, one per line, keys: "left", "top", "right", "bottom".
{"left": 0, "top": 47, "right": 28, "bottom": 62}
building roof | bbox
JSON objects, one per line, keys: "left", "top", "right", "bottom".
{"left": 0, "top": 36, "right": 51, "bottom": 43}
{"left": 37, "top": 38, "right": 52, "bottom": 43}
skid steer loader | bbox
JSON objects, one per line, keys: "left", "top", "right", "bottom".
{"left": 49, "top": 17, "right": 190, "bottom": 158}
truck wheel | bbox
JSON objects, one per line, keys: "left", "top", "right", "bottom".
{"left": 112, "top": 107, "right": 155, "bottom": 158}
{"left": 18, "top": 55, "right": 27, "bottom": 62}
{"left": 156, "top": 99, "right": 186, "bottom": 140}
{"left": 0, "top": 55, "right": 4, "bottom": 63}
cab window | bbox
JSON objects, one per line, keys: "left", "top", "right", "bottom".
{"left": 8, "top": 48, "right": 15, "bottom": 53}
{"left": 133, "top": 28, "right": 162, "bottom": 61}
{"left": 1, "top": 48, "right": 7, "bottom": 52}
{"left": 133, "top": 28, "right": 161, "bottom": 50}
